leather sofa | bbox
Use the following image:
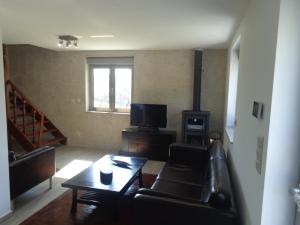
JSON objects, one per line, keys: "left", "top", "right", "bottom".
{"left": 9, "top": 146, "right": 55, "bottom": 199}
{"left": 134, "top": 141, "right": 237, "bottom": 225}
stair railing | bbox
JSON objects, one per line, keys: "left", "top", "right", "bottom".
{"left": 5, "top": 80, "right": 45, "bottom": 147}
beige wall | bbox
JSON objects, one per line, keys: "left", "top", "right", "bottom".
{"left": 8, "top": 45, "right": 226, "bottom": 151}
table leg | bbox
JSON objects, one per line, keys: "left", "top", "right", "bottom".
{"left": 138, "top": 169, "right": 143, "bottom": 187}
{"left": 71, "top": 189, "right": 78, "bottom": 213}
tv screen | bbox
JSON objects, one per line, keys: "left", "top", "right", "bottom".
{"left": 130, "top": 104, "right": 167, "bottom": 128}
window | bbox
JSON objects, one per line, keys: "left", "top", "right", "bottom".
{"left": 226, "top": 38, "right": 240, "bottom": 143}
{"left": 87, "top": 57, "right": 133, "bottom": 113}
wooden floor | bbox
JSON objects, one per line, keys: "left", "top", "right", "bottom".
{"left": 0, "top": 146, "right": 165, "bottom": 225}
{"left": 21, "top": 174, "right": 156, "bottom": 225}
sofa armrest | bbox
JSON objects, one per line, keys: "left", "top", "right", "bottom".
{"left": 11, "top": 146, "right": 54, "bottom": 165}
{"left": 169, "top": 143, "right": 209, "bottom": 164}
{"left": 134, "top": 193, "right": 237, "bottom": 225}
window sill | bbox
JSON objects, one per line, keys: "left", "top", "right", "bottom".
{"left": 225, "top": 127, "right": 235, "bottom": 144}
{"left": 87, "top": 110, "right": 130, "bottom": 115}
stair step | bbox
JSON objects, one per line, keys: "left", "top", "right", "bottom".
{"left": 46, "top": 128, "right": 59, "bottom": 133}
{"left": 14, "top": 121, "right": 52, "bottom": 131}
{"left": 12, "top": 113, "right": 33, "bottom": 118}
{"left": 15, "top": 120, "right": 48, "bottom": 126}
{"left": 42, "top": 137, "right": 67, "bottom": 146}
{"left": 10, "top": 105, "right": 23, "bottom": 109}
{"left": 26, "top": 128, "right": 59, "bottom": 138}
{"left": 26, "top": 120, "right": 50, "bottom": 126}
{"left": 24, "top": 122, "right": 39, "bottom": 127}
{"left": 9, "top": 106, "right": 33, "bottom": 113}
{"left": 9, "top": 97, "right": 23, "bottom": 104}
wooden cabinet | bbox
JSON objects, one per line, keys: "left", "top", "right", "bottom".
{"left": 120, "top": 128, "right": 176, "bottom": 161}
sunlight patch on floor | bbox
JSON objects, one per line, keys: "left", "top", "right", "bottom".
{"left": 55, "top": 160, "right": 93, "bottom": 179}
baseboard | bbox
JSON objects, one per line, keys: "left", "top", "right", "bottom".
{"left": 0, "top": 209, "right": 13, "bottom": 223}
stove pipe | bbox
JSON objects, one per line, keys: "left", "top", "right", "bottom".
{"left": 193, "top": 50, "right": 203, "bottom": 112}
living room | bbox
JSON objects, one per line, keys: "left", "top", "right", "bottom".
{"left": 1, "top": 0, "right": 300, "bottom": 225}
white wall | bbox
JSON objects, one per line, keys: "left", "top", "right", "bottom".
{"left": 0, "top": 27, "right": 12, "bottom": 219}
{"left": 225, "top": 0, "right": 300, "bottom": 225}
{"left": 224, "top": 0, "right": 281, "bottom": 224}
{"left": 261, "top": 0, "right": 300, "bottom": 224}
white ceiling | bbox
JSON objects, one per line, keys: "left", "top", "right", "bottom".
{"left": 0, "top": 0, "right": 249, "bottom": 50}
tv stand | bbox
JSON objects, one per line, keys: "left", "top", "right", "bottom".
{"left": 137, "top": 127, "right": 159, "bottom": 132}
{"left": 120, "top": 128, "right": 176, "bottom": 161}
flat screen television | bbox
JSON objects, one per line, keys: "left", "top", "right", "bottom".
{"left": 130, "top": 103, "right": 167, "bottom": 128}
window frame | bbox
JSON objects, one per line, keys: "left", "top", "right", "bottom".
{"left": 225, "top": 36, "right": 240, "bottom": 143}
{"left": 88, "top": 60, "right": 133, "bottom": 113}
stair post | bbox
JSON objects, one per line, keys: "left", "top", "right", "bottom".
{"left": 38, "top": 113, "right": 45, "bottom": 147}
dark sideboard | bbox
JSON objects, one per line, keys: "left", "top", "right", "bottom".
{"left": 120, "top": 128, "right": 176, "bottom": 161}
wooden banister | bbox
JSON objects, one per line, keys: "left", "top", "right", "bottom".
{"left": 5, "top": 80, "right": 46, "bottom": 148}
{"left": 5, "top": 79, "right": 67, "bottom": 151}
{"left": 32, "top": 110, "right": 36, "bottom": 143}
{"left": 38, "top": 113, "right": 45, "bottom": 146}
{"left": 6, "top": 80, "right": 42, "bottom": 112}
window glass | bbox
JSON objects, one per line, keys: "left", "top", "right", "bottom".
{"left": 87, "top": 57, "right": 133, "bottom": 113}
{"left": 93, "top": 68, "right": 110, "bottom": 108}
{"left": 115, "top": 68, "right": 132, "bottom": 110}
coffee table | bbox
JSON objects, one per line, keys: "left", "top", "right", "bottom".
{"left": 61, "top": 154, "right": 147, "bottom": 213}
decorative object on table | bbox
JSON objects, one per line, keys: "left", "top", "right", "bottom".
{"left": 100, "top": 169, "right": 113, "bottom": 184}
{"left": 111, "top": 159, "right": 131, "bottom": 168}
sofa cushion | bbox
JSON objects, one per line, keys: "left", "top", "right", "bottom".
{"left": 157, "top": 162, "right": 208, "bottom": 186}
{"left": 151, "top": 179, "right": 204, "bottom": 203}
{"left": 169, "top": 143, "right": 209, "bottom": 165}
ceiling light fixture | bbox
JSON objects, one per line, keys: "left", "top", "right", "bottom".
{"left": 66, "top": 40, "right": 71, "bottom": 48}
{"left": 57, "top": 35, "right": 79, "bottom": 48}
{"left": 89, "top": 35, "right": 114, "bottom": 38}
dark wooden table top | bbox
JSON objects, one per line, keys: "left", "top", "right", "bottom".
{"left": 61, "top": 155, "right": 147, "bottom": 194}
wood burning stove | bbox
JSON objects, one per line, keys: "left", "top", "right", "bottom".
{"left": 182, "top": 110, "right": 210, "bottom": 145}
{"left": 182, "top": 50, "right": 210, "bottom": 145}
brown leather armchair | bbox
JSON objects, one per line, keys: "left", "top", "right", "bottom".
{"left": 9, "top": 146, "right": 55, "bottom": 200}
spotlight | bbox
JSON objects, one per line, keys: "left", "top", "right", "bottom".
{"left": 58, "top": 39, "right": 63, "bottom": 47}
{"left": 74, "top": 40, "right": 78, "bottom": 48}
{"left": 66, "top": 40, "right": 71, "bottom": 48}
{"left": 57, "top": 35, "right": 79, "bottom": 48}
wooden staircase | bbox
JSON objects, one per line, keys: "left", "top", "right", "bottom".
{"left": 5, "top": 80, "right": 67, "bottom": 151}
